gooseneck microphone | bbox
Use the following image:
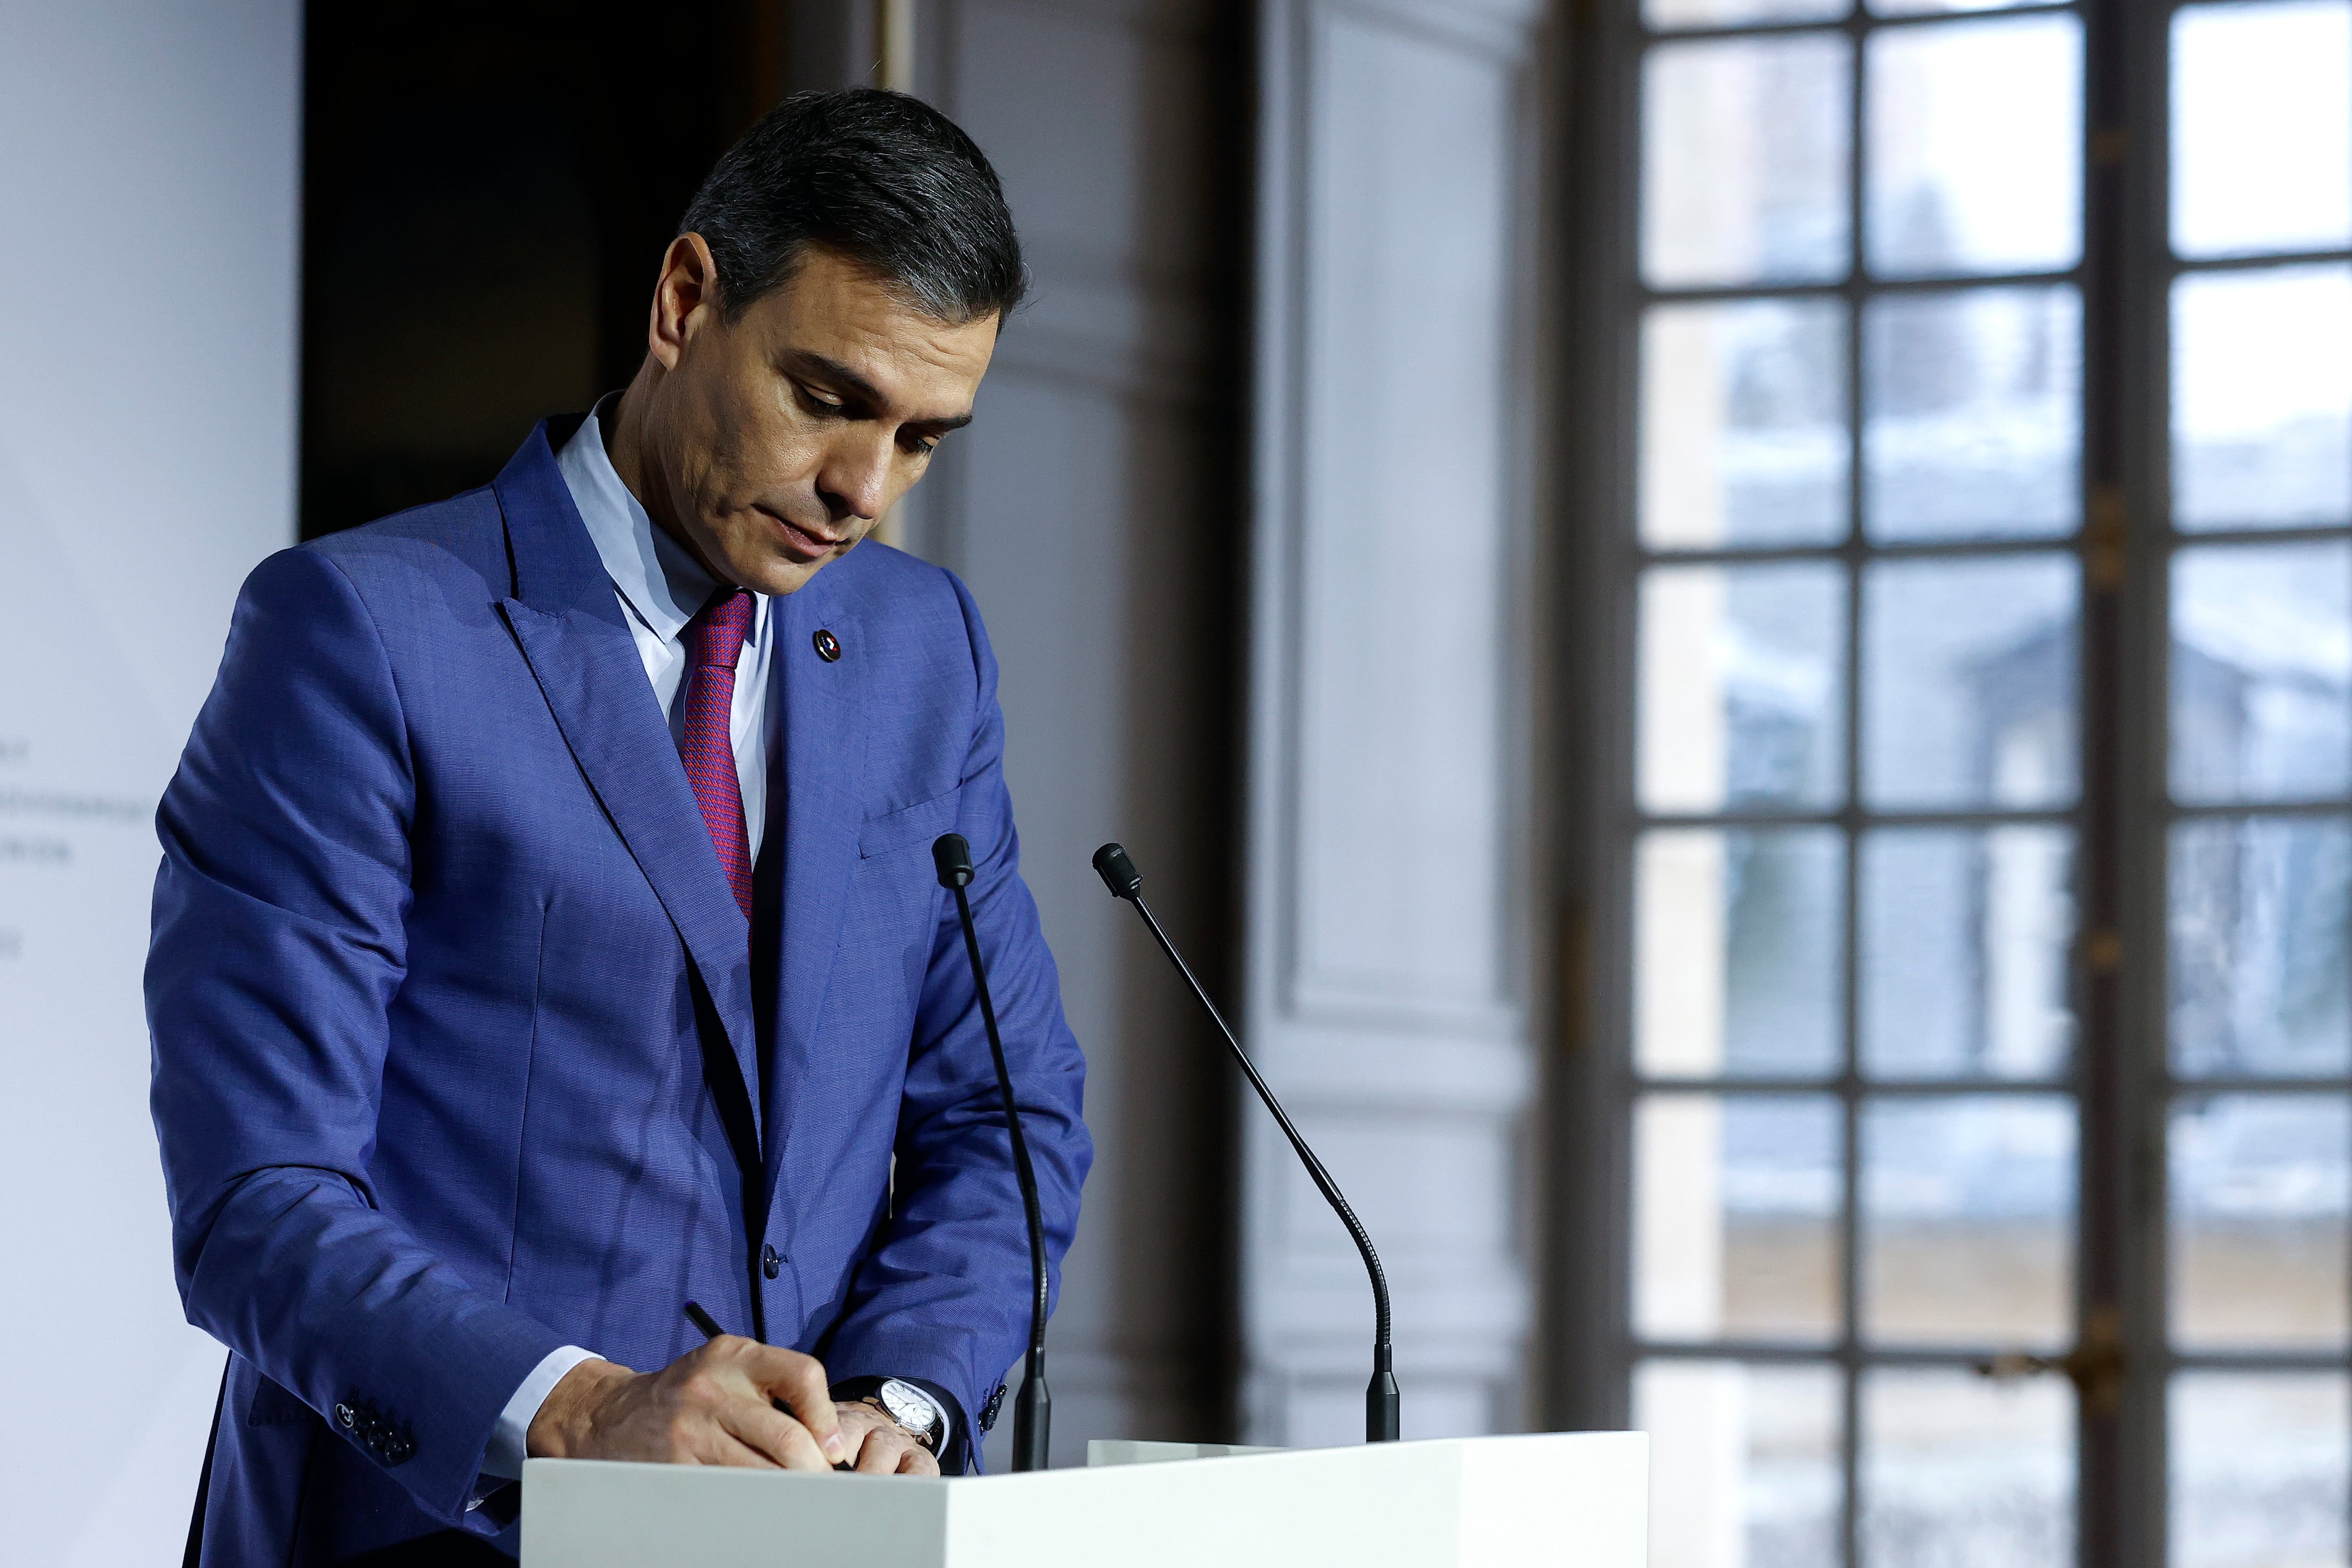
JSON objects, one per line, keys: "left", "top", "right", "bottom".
{"left": 1090, "top": 843, "right": 1400, "bottom": 1444}
{"left": 932, "top": 833, "right": 1052, "bottom": 1472}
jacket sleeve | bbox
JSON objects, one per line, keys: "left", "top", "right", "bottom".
{"left": 147, "top": 547, "right": 567, "bottom": 1528}
{"left": 818, "top": 571, "right": 1093, "bottom": 1460}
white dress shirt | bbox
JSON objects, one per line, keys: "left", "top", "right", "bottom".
{"left": 477, "top": 400, "right": 945, "bottom": 1485}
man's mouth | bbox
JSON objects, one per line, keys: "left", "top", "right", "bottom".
{"left": 763, "top": 509, "right": 846, "bottom": 559}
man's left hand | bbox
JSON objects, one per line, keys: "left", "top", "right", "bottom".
{"left": 835, "top": 1400, "right": 941, "bottom": 1475}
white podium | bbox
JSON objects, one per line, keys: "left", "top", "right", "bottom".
{"left": 521, "top": 1431, "right": 1646, "bottom": 1568}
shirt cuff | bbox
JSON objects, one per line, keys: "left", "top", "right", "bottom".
{"left": 481, "top": 1344, "right": 602, "bottom": 1481}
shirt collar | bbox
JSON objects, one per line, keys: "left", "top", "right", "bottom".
{"left": 556, "top": 394, "right": 761, "bottom": 646}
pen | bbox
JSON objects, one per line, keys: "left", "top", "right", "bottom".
{"left": 683, "top": 1301, "right": 853, "bottom": 1471}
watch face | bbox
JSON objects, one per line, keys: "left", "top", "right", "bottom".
{"left": 879, "top": 1379, "right": 936, "bottom": 1436}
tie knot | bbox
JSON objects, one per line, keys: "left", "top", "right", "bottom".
{"left": 683, "top": 589, "right": 754, "bottom": 670}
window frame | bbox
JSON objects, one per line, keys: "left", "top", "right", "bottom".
{"left": 1547, "top": 3, "right": 2352, "bottom": 1566}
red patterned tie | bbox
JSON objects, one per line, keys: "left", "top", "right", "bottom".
{"left": 680, "top": 589, "right": 755, "bottom": 920}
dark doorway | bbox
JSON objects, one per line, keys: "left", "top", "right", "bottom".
{"left": 299, "top": 1, "right": 787, "bottom": 539}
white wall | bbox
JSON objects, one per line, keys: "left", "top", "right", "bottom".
{"left": 0, "top": 2, "right": 301, "bottom": 1560}
{"left": 913, "top": 0, "right": 1243, "bottom": 1469}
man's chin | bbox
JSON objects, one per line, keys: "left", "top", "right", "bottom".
{"left": 734, "top": 543, "right": 851, "bottom": 598}
{"left": 728, "top": 512, "right": 862, "bottom": 594}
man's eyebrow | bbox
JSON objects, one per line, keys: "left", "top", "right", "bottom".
{"left": 786, "top": 351, "right": 975, "bottom": 431}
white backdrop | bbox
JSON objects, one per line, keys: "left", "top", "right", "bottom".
{"left": 0, "top": 2, "right": 299, "bottom": 1560}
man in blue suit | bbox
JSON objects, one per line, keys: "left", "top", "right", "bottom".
{"left": 147, "top": 89, "right": 1090, "bottom": 1564}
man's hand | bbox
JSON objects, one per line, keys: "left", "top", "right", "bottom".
{"left": 526, "top": 1337, "right": 849, "bottom": 1470}
{"left": 835, "top": 1399, "right": 943, "bottom": 1476}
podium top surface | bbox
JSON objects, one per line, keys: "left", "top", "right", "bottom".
{"left": 523, "top": 1431, "right": 1647, "bottom": 1568}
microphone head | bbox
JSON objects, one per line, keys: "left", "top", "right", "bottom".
{"left": 932, "top": 833, "right": 976, "bottom": 889}
{"left": 1092, "top": 843, "right": 1143, "bottom": 900}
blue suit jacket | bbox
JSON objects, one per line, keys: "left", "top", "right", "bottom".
{"left": 147, "top": 421, "right": 1090, "bottom": 1562}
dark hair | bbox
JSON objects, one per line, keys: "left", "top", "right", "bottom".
{"left": 679, "top": 88, "right": 1025, "bottom": 326}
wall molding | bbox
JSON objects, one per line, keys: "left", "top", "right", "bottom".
{"left": 1242, "top": 0, "right": 1546, "bottom": 1446}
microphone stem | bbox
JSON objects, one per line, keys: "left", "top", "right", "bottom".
{"left": 952, "top": 883, "right": 1053, "bottom": 1469}
{"left": 1127, "top": 894, "right": 1398, "bottom": 1441}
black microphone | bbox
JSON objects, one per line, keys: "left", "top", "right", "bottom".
{"left": 1091, "top": 842, "right": 1400, "bottom": 1444}
{"left": 932, "top": 832, "right": 1052, "bottom": 1472}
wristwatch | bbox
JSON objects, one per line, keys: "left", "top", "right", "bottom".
{"left": 865, "top": 1377, "right": 944, "bottom": 1452}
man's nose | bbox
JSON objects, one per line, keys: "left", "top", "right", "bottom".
{"left": 818, "top": 430, "right": 897, "bottom": 523}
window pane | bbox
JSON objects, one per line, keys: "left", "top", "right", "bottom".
{"left": 1648, "top": 0, "right": 1850, "bottom": 28}
{"left": 1638, "top": 1361, "right": 1844, "bottom": 1568}
{"left": 1640, "top": 562, "right": 1847, "bottom": 813}
{"left": 2171, "top": 1371, "right": 2351, "bottom": 1568}
{"left": 1636, "top": 1094, "right": 1843, "bottom": 1340}
{"left": 2173, "top": 265, "right": 2352, "bottom": 531}
{"left": 1642, "top": 299, "right": 1849, "bottom": 549}
{"left": 1859, "top": 1369, "right": 2074, "bottom": 1567}
{"left": 1865, "top": 14, "right": 2083, "bottom": 277}
{"left": 2172, "top": 0, "right": 2352, "bottom": 261}
{"left": 1637, "top": 828, "right": 1845, "bottom": 1079}
{"left": 1644, "top": 33, "right": 1852, "bottom": 289}
{"left": 1863, "top": 554, "right": 2080, "bottom": 810}
{"left": 2171, "top": 819, "right": 2352, "bottom": 1079}
{"left": 2171, "top": 1095, "right": 2350, "bottom": 1352}
{"left": 1863, "top": 287, "right": 2082, "bottom": 541}
{"left": 2171, "top": 542, "right": 2352, "bottom": 804}
{"left": 1861, "top": 1095, "right": 2076, "bottom": 1345}
{"left": 1861, "top": 827, "right": 2077, "bottom": 1081}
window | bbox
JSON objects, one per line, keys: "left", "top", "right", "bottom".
{"left": 1571, "top": 1, "right": 2352, "bottom": 1564}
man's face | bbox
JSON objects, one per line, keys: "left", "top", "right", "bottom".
{"left": 639, "top": 242, "right": 998, "bottom": 597}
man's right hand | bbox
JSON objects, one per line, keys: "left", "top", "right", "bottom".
{"left": 525, "top": 1337, "right": 850, "bottom": 1470}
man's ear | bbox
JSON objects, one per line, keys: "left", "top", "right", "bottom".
{"left": 648, "top": 232, "right": 721, "bottom": 371}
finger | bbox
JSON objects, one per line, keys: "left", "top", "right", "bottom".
{"left": 690, "top": 1332, "right": 755, "bottom": 1365}
{"left": 854, "top": 1426, "right": 912, "bottom": 1475}
{"left": 697, "top": 1427, "right": 787, "bottom": 1470}
{"left": 716, "top": 1395, "right": 833, "bottom": 1472}
{"left": 747, "top": 1348, "right": 847, "bottom": 1465}
{"left": 898, "top": 1443, "right": 941, "bottom": 1477}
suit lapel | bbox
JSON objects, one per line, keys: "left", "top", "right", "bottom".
{"left": 761, "top": 580, "right": 868, "bottom": 1198}
{"left": 490, "top": 423, "right": 763, "bottom": 1153}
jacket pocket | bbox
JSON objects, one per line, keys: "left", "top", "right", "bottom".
{"left": 858, "top": 787, "right": 962, "bottom": 860}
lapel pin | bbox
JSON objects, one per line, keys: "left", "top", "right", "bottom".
{"left": 813, "top": 628, "right": 842, "bottom": 662}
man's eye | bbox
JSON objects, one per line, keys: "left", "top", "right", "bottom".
{"left": 799, "top": 386, "right": 847, "bottom": 418}
{"left": 906, "top": 435, "right": 939, "bottom": 457}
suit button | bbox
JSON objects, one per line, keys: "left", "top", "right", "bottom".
{"left": 334, "top": 1402, "right": 355, "bottom": 1429}
{"left": 762, "top": 1245, "right": 782, "bottom": 1280}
